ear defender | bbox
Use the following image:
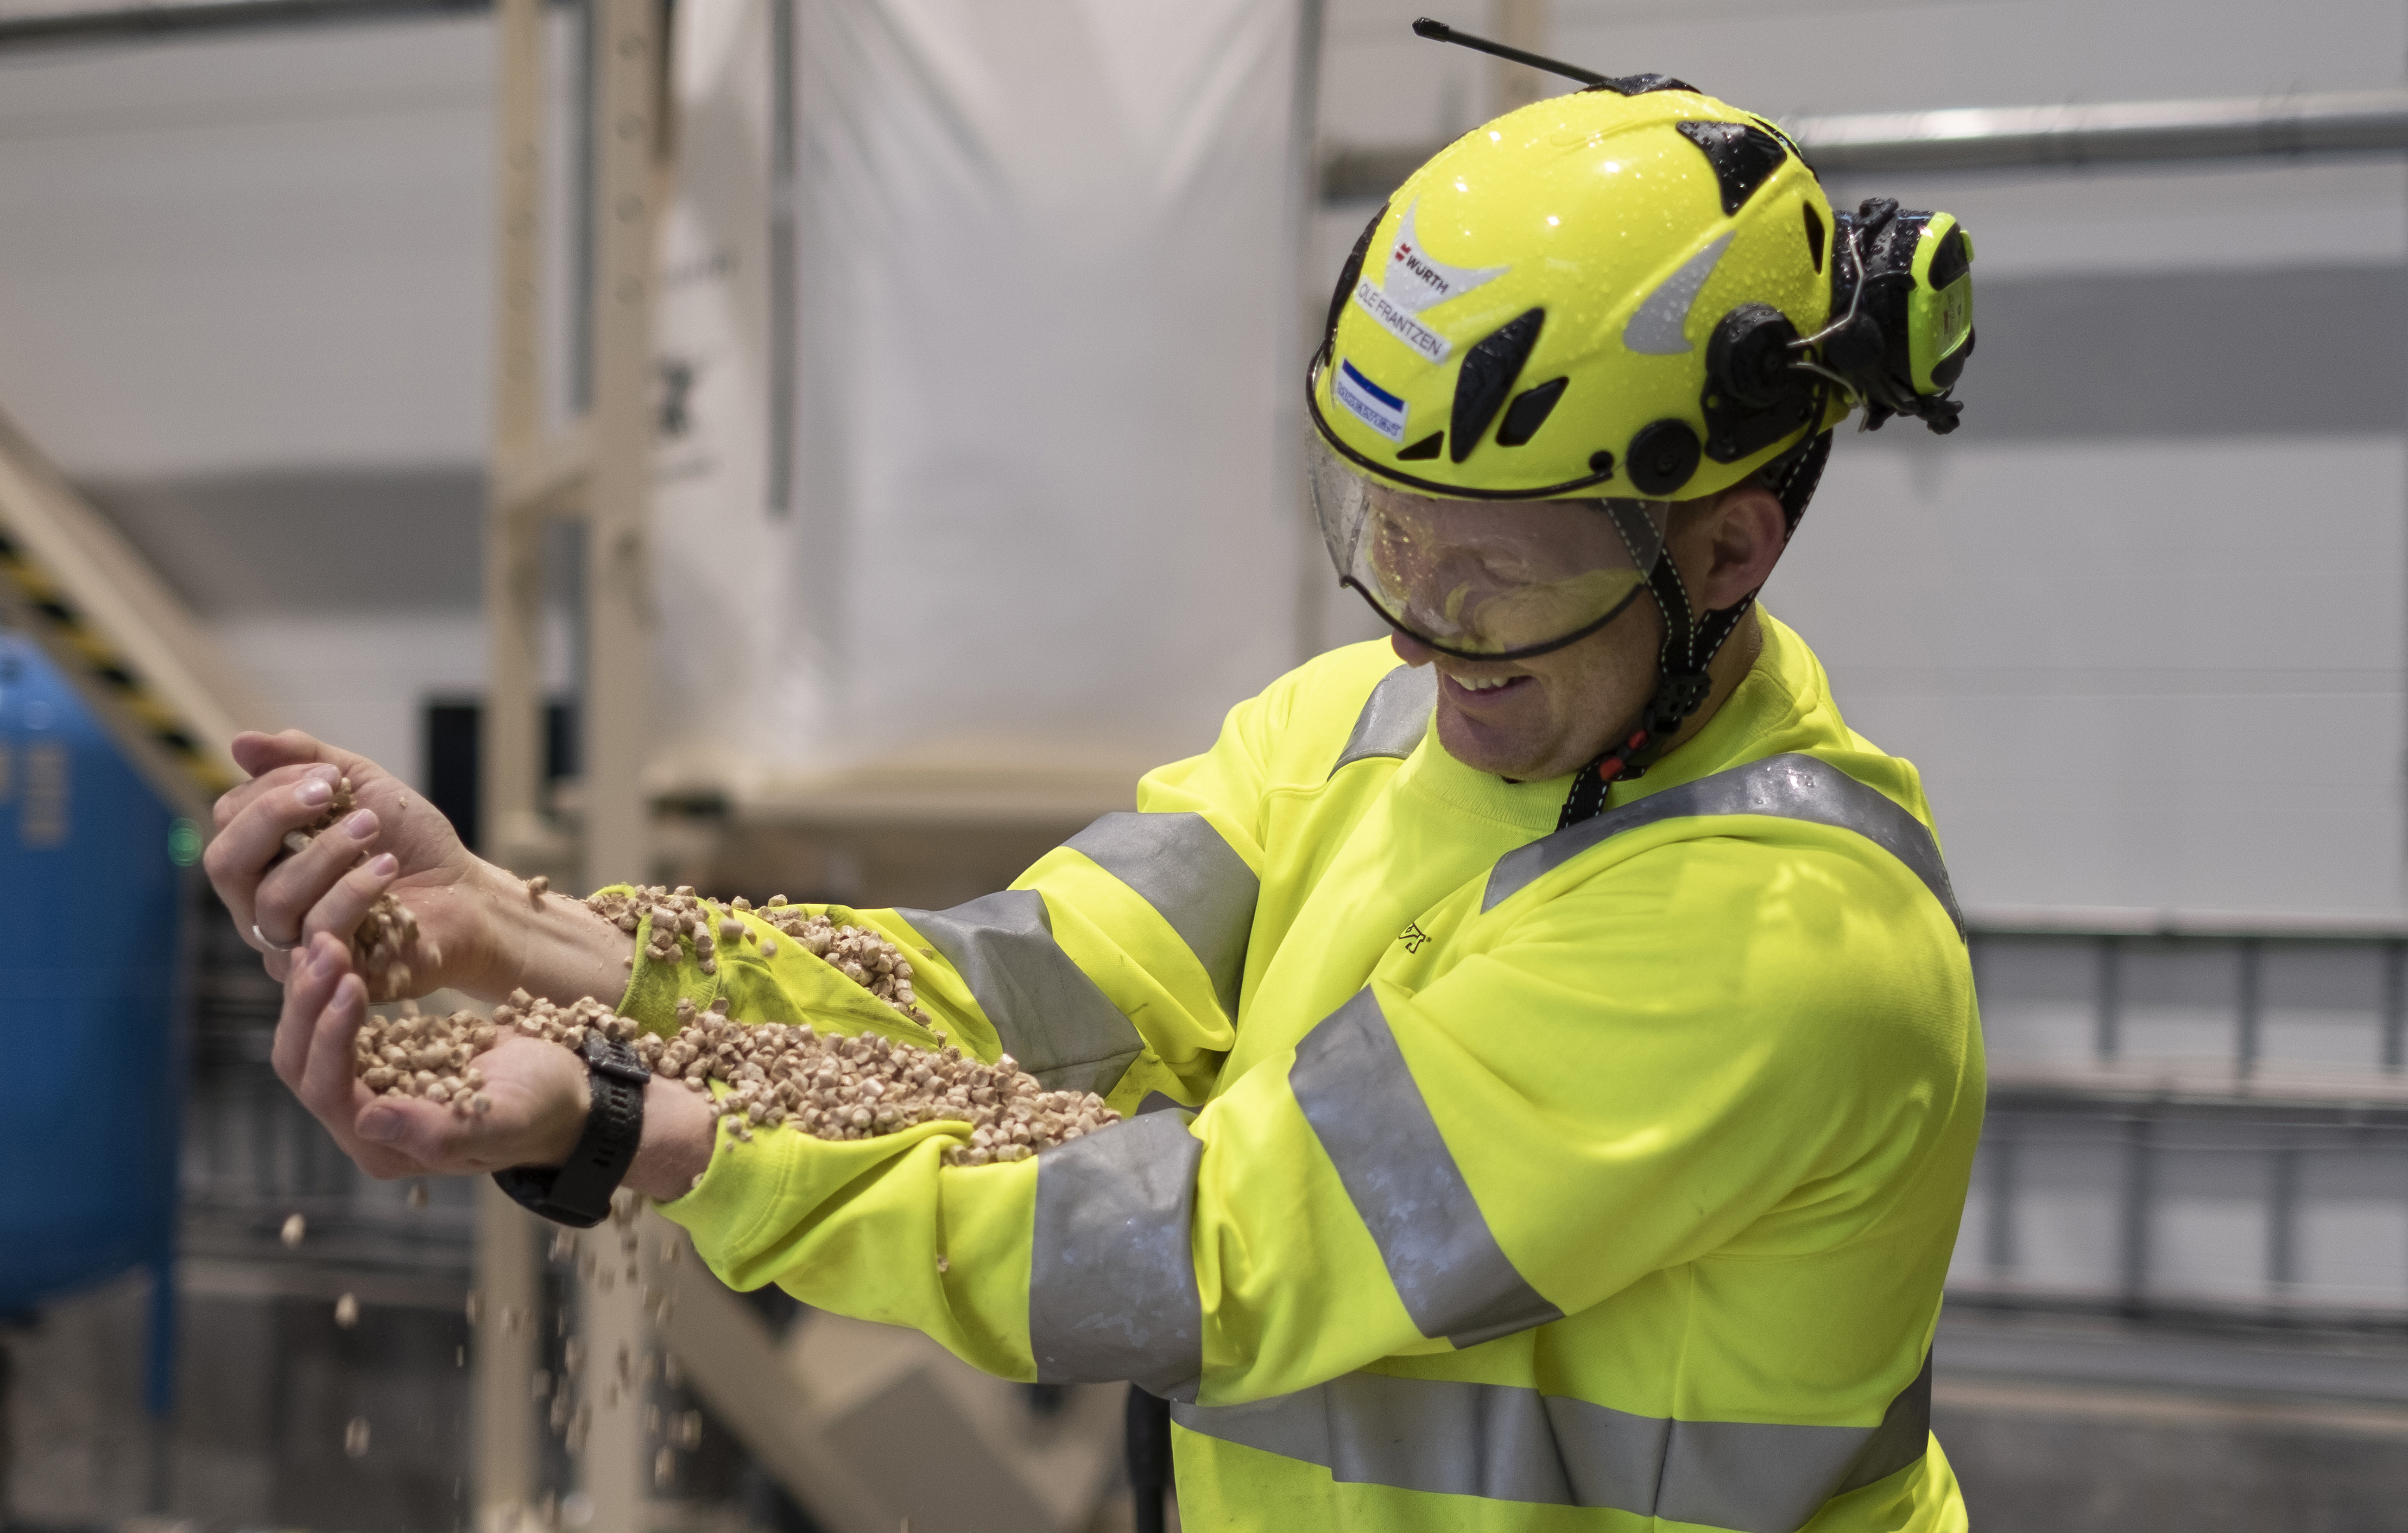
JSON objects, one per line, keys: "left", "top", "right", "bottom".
{"left": 1803, "top": 198, "right": 1975, "bottom": 434}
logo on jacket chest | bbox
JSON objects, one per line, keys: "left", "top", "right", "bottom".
{"left": 1398, "top": 921, "right": 1432, "bottom": 954}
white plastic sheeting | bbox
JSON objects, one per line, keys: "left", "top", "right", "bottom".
{"left": 650, "top": 0, "right": 1314, "bottom": 801}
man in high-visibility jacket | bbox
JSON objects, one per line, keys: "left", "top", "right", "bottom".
{"left": 210, "top": 69, "right": 1982, "bottom": 1533}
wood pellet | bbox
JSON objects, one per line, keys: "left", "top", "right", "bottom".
{"left": 348, "top": 905, "right": 1120, "bottom": 1166}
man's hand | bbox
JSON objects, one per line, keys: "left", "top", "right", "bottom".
{"left": 205, "top": 729, "right": 637, "bottom": 1006}
{"left": 277, "top": 932, "right": 589, "bottom": 1178}
{"left": 277, "top": 931, "right": 721, "bottom": 1193}
{"left": 206, "top": 729, "right": 487, "bottom": 991}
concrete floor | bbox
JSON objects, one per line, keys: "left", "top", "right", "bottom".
{"left": 1935, "top": 1307, "right": 2408, "bottom": 1531}
{"left": 11, "top": 1276, "right": 2408, "bottom": 1533}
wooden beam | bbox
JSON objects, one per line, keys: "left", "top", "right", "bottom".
{"left": 642, "top": 1213, "right": 897, "bottom": 1533}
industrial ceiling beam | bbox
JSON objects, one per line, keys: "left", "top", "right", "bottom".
{"left": 0, "top": 0, "right": 485, "bottom": 49}
{"left": 1320, "top": 86, "right": 2408, "bottom": 202}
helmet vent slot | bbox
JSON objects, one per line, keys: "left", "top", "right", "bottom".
{"left": 1322, "top": 201, "right": 1390, "bottom": 360}
{"left": 1802, "top": 203, "right": 1826, "bottom": 274}
{"left": 1496, "top": 377, "right": 1569, "bottom": 447}
{"left": 1396, "top": 432, "right": 1445, "bottom": 461}
{"left": 1674, "top": 120, "right": 1789, "bottom": 217}
{"left": 1449, "top": 308, "right": 1546, "bottom": 464}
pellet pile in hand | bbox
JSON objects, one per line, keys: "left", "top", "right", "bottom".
{"left": 286, "top": 774, "right": 435, "bottom": 999}
{"left": 354, "top": 1006, "right": 500, "bottom": 1115}
{"left": 493, "top": 991, "right": 1121, "bottom": 1166}
{"left": 582, "top": 886, "right": 928, "bottom": 1023}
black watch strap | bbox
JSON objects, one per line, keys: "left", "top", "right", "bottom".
{"left": 494, "top": 1031, "right": 651, "bottom": 1228}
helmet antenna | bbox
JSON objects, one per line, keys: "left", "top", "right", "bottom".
{"left": 1410, "top": 17, "right": 1608, "bottom": 87}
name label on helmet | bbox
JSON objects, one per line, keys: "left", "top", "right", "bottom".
{"left": 1352, "top": 279, "right": 1450, "bottom": 364}
{"left": 1334, "top": 358, "right": 1409, "bottom": 442}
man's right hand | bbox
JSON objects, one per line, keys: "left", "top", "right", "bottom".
{"left": 205, "top": 729, "right": 488, "bottom": 993}
{"left": 205, "top": 728, "right": 644, "bottom": 1008}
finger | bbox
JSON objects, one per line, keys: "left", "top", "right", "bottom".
{"left": 204, "top": 764, "right": 344, "bottom": 938}
{"left": 253, "top": 805, "right": 382, "bottom": 947}
{"left": 210, "top": 756, "right": 325, "bottom": 833}
{"left": 230, "top": 728, "right": 334, "bottom": 779}
{"left": 272, "top": 933, "right": 349, "bottom": 1087}
{"left": 297, "top": 968, "right": 372, "bottom": 1123}
{"left": 302, "top": 853, "right": 399, "bottom": 945}
{"left": 356, "top": 1095, "right": 486, "bottom": 1173}
{"left": 296, "top": 975, "right": 437, "bottom": 1180}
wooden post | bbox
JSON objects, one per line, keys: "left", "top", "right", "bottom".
{"left": 484, "top": 0, "right": 554, "bottom": 875}
{"left": 581, "top": 0, "right": 664, "bottom": 894}
{"left": 575, "top": 5, "right": 666, "bottom": 1530}
{"left": 471, "top": 1181, "right": 544, "bottom": 1533}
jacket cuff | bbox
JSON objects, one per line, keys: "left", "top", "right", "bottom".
{"left": 594, "top": 884, "right": 721, "bottom": 1031}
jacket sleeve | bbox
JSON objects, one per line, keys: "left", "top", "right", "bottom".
{"left": 647, "top": 825, "right": 1980, "bottom": 1403}
{"left": 612, "top": 675, "right": 1284, "bottom": 1116}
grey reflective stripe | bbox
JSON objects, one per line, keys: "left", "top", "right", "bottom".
{"left": 1328, "top": 665, "right": 1436, "bottom": 775}
{"left": 1482, "top": 752, "right": 1964, "bottom": 936}
{"left": 895, "top": 889, "right": 1144, "bottom": 1098}
{"left": 1064, "top": 811, "right": 1257, "bottom": 1020}
{"left": 1289, "top": 990, "right": 1562, "bottom": 1348}
{"left": 1622, "top": 230, "right": 1735, "bottom": 355}
{"left": 1170, "top": 1353, "right": 1932, "bottom": 1533}
{"left": 1030, "top": 1109, "right": 1203, "bottom": 1401}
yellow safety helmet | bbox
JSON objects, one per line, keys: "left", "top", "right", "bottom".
{"left": 1309, "top": 23, "right": 1976, "bottom": 808}
{"left": 1308, "top": 76, "right": 1973, "bottom": 504}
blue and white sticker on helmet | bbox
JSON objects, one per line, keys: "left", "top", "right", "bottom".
{"left": 1334, "top": 358, "right": 1408, "bottom": 442}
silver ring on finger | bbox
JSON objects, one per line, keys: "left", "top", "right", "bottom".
{"left": 253, "top": 922, "right": 303, "bottom": 954}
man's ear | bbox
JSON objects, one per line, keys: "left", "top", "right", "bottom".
{"left": 1693, "top": 485, "right": 1788, "bottom": 612}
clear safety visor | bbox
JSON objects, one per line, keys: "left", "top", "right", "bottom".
{"left": 1309, "top": 438, "right": 1669, "bottom": 660}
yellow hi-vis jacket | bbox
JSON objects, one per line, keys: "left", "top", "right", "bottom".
{"left": 631, "top": 611, "right": 1984, "bottom": 1533}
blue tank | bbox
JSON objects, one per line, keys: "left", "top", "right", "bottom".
{"left": 0, "top": 630, "right": 186, "bottom": 1412}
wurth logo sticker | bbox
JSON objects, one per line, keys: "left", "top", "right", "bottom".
{"left": 1381, "top": 203, "right": 1507, "bottom": 312}
{"left": 1350, "top": 201, "right": 1508, "bottom": 363}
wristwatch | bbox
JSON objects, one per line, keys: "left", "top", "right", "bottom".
{"left": 493, "top": 1030, "right": 651, "bottom": 1228}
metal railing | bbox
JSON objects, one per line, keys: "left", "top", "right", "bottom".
{"left": 1956, "top": 916, "right": 2408, "bottom": 1325}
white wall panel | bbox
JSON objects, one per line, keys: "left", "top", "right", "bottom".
{"left": 1769, "top": 436, "right": 2407, "bottom": 913}
{"left": 0, "top": 19, "right": 496, "bottom": 475}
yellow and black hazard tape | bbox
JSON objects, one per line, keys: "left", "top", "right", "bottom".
{"left": 0, "top": 524, "right": 236, "bottom": 800}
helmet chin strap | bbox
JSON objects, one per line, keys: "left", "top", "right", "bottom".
{"left": 1554, "top": 554, "right": 1749, "bottom": 829}
{"left": 1554, "top": 430, "right": 1833, "bottom": 831}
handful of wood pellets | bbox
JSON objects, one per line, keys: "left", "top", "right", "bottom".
{"left": 285, "top": 773, "right": 436, "bottom": 1000}
{"left": 350, "top": 901, "right": 1119, "bottom": 1167}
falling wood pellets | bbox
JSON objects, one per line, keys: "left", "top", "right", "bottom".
{"left": 653, "top": 1447, "right": 675, "bottom": 1489}
{"left": 281, "top": 1213, "right": 306, "bottom": 1248}
{"left": 284, "top": 775, "right": 439, "bottom": 1000}
{"left": 334, "top": 1292, "right": 359, "bottom": 1329}
{"left": 408, "top": 1180, "right": 430, "bottom": 1209}
{"left": 527, "top": 874, "right": 550, "bottom": 901}
{"left": 345, "top": 1417, "right": 371, "bottom": 1458}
